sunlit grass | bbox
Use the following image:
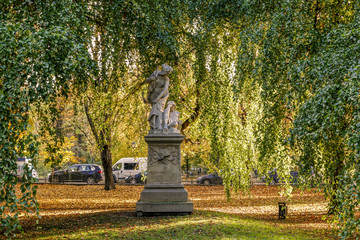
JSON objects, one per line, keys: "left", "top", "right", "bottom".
{"left": 21, "top": 211, "right": 329, "bottom": 240}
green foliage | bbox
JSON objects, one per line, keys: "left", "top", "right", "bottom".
{"left": 290, "top": 16, "right": 360, "bottom": 238}
{"left": 228, "top": 0, "right": 359, "bottom": 237}
{"left": 0, "top": 0, "right": 93, "bottom": 235}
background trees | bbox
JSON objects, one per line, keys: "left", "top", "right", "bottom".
{"left": 1, "top": 0, "right": 359, "bottom": 238}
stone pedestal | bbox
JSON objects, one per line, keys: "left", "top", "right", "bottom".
{"left": 136, "top": 133, "right": 193, "bottom": 216}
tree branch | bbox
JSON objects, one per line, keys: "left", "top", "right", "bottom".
{"left": 109, "top": 79, "right": 147, "bottom": 126}
{"left": 84, "top": 97, "right": 99, "bottom": 145}
{"left": 181, "top": 87, "right": 201, "bottom": 134}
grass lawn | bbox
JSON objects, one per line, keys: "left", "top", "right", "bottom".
{"left": 10, "top": 185, "right": 334, "bottom": 239}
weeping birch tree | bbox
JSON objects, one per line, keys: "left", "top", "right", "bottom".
{"left": 214, "top": 0, "right": 360, "bottom": 238}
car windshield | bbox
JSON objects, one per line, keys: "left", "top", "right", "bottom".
{"left": 113, "top": 163, "right": 122, "bottom": 170}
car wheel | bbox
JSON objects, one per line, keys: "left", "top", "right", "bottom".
{"left": 87, "top": 176, "right": 96, "bottom": 184}
{"left": 203, "top": 179, "right": 211, "bottom": 185}
{"left": 53, "top": 176, "right": 60, "bottom": 184}
{"left": 113, "top": 175, "right": 117, "bottom": 183}
{"left": 270, "top": 178, "right": 278, "bottom": 185}
{"left": 130, "top": 178, "right": 137, "bottom": 185}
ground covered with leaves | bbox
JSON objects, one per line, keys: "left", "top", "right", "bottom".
{"left": 10, "top": 185, "right": 334, "bottom": 239}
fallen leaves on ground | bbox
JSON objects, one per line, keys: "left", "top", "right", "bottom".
{"left": 11, "top": 184, "right": 335, "bottom": 239}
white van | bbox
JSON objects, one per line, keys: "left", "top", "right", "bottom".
{"left": 17, "top": 158, "right": 39, "bottom": 181}
{"left": 112, "top": 157, "right": 147, "bottom": 182}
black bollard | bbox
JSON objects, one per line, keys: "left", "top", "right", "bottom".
{"left": 278, "top": 202, "right": 286, "bottom": 220}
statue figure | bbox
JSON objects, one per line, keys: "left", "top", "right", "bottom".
{"left": 143, "top": 64, "right": 173, "bottom": 130}
{"left": 163, "top": 101, "right": 181, "bottom": 131}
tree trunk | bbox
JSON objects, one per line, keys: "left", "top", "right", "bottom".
{"left": 84, "top": 100, "right": 115, "bottom": 190}
{"left": 327, "top": 139, "right": 345, "bottom": 215}
{"left": 101, "top": 144, "right": 115, "bottom": 190}
{"left": 327, "top": 162, "right": 343, "bottom": 215}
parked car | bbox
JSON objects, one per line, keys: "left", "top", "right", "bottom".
{"left": 196, "top": 173, "right": 223, "bottom": 185}
{"left": 48, "top": 164, "right": 103, "bottom": 184}
{"left": 261, "top": 169, "right": 298, "bottom": 184}
{"left": 125, "top": 171, "right": 147, "bottom": 185}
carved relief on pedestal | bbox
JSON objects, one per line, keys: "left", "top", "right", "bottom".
{"left": 148, "top": 145, "right": 179, "bottom": 166}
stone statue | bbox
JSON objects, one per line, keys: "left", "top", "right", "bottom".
{"left": 143, "top": 64, "right": 173, "bottom": 130}
{"left": 164, "top": 101, "right": 181, "bottom": 132}
{"left": 137, "top": 64, "right": 193, "bottom": 216}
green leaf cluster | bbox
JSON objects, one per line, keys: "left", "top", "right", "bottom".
{"left": 0, "top": 0, "right": 93, "bottom": 235}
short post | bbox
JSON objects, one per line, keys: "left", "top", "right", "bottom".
{"left": 278, "top": 202, "right": 286, "bottom": 220}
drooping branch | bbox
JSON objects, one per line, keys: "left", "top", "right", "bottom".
{"left": 73, "top": 124, "right": 95, "bottom": 146}
{"left": 109, "top": 78, "right": 147, "bottom": 126}
{"left": 181, "top": 87, "right": 201, "bottom": 134}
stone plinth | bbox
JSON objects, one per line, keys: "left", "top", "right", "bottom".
{"left": 136, "top": 133, "right": 193, "bottom": 216}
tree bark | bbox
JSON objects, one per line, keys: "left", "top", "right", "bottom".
{"left": 327, "top": 138, "right": 345, "bottom": 215}
{"left": 101, "top": 144, "right": 115, "bottom": 190}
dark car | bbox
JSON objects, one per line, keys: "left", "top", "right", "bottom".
{"left": 125, "top": 171, "right": 147, "bottom": 185}
{"left": 261, "top": 169, "right": 298, "bottom": 184}
{"left": 196, "top": 173, "right": 223, "bottom": 185}
{"left": 48, "top": 164, "right": 103, "bottom": 184}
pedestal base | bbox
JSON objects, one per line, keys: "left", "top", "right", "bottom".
{"left": 136, "top": 132, "right": 193, "bottom": 216}
{"left": 136, "top": 201, "right": 193, "bottom": 216}
{"left": 136, "top": 185, "right": 193, "bottom": 216}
